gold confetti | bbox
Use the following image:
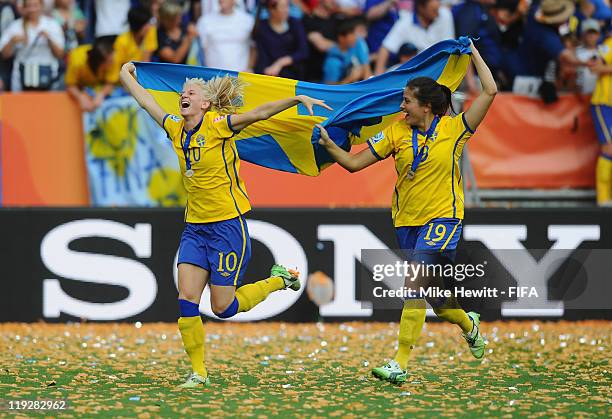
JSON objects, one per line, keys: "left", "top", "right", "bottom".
{"left": 0, "top": 321, "right": 608, "bottom": 416}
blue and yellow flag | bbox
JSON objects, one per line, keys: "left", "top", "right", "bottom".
{"left": 135, "top": 37, "right": 472, "bottom": 176}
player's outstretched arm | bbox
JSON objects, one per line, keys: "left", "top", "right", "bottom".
{"left": 463, "top": 41, "right": 497, "bottom": 132}
{"left": 317, "top": 124, "right": 378, "bottom": 173}
{"left": 119, "top": 62, "right": 166, "bottom": 127}
{"left": 230, "top": 95, "right": 332, "bottom": 132}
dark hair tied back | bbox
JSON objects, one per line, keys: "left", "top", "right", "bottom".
{"left": 406, "top": 77, "right": 454, "bottom": 116}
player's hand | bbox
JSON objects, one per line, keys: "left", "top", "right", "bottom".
{"left": 298, "top": 95, "right": 333, "bottom": 115}
{"left": 316, "top": 124, "right": 334, "bottom": 147}
{"left": 122, "top": 62, "right": 136, "bottom": 76}
{"left": 469, "top": 39, "right": 478, "bottom": 54}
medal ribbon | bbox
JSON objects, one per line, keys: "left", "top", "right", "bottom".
{"left": 182, "top": 117, "right": 204, "bottom": 173}
{"left": 409, "top": 116, "right": 439, "bottom": 180}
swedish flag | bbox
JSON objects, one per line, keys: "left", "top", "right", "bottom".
{"left": 135, "top": 37, "right": 472, "bottom": 176}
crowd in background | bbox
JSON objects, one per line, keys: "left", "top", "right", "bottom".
{"left": 0, "top": 0, "right": 610, "bottom": 110}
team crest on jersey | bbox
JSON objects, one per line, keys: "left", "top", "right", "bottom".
{"left": 195, "top": 134, "right": 205, "bottom": 147}
{"left": 369, "top": 132, "right": 385, "bottom": 144}
{"left": 169, "top": 115, "right": 181, "bottom": 122}
{"left": 430, "top": 131, "right": 438, "bottom": 142}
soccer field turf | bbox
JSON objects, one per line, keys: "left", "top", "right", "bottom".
{"left": 1, "top": 321, "right": 609, "bottom": 417}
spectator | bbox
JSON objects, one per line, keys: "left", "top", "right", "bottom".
{"left": 139, "top": 0, "right": 162, "bottom": 22}
{"left": 0, "top": 0, "right": 64, "bottom": 91}
{"left": 374, "top": 0, "right": 454, "bottom": 74}
{"left": 197, "top": 0, "right": 254, "bottom": 71}
{"left": 452, "top": 0, "right": 504, "bottom": 88}
{"left": 575, "top": 18, "right": 600, "bottom": 94}
{"left": 257, "top": 0, "right": 307, "bottom": 19}
{"left": 322, "top": 18, "right": 370, "bottom": 83}
{"left": 491, "top": 0, "right": 526, "bottom": 44}
{"left": 577, "top": 0, "right": 612, "bottom": 22}
{"left": 397, "top": 0, "right": 414, "bottom": 14}
{"left": 364, "top": 0, "right": 399, "bottom": 55}
{"left": 200, "top": 0, "right": 248, "bottom": 15}
{"left": 387, "top": 41, "right": 417, "bottom": 70}
{"left": 154, "top": 0, "right": 198, "bottom": 64}
{"left": 188, "top": 0, "right": 202, "bottom": 22}
{"left": 253, "top": 0, "right": 309, "bottom": 78}
{"left": 303, "top": 0, "right": 340, "bottom": 82}
{"left": 510, "top": 0, "right": 587, "bottom": 102}
{"left": 41, "top": 0, "right": 53, "bottom": 14}
{"left": 0, "top": 0, "right": 19, "bottom": 91}
{"left": 65, "top": 37, "right": 116, "bottom": 111}
{"left": 335, "top": 0, "right": 365, "bottom": 16}
{"left": 113, "top": 5, "right": 157, "bottom": 74}
{"left": 94, "top": 0, "right": 130, "bottom": 39}
{"left": 52, "top": 0, "right": 86, "bottom": 53}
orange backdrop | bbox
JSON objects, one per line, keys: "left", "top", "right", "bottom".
{"left": 0, "top": 93, "right": 89, "bottom": 206}
{"left": 467, "top": 93, "right": 599, "bottom": 189}
{"left": 0, "top": 92, "right": 599, "bottom": 207}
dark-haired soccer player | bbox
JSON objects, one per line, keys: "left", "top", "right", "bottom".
{"left": 318, "top": 41, "right": 496, "bottom": 383}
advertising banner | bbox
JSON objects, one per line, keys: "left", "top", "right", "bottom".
{"left": 83, "top": 96, "right": 186, "bottom": 206}
{"left": 1, "top": 208, "right": 610, "bottom": 322}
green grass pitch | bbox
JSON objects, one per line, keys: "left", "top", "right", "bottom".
{"left": 1, "top": 321, "right": 609, "bottom": 417}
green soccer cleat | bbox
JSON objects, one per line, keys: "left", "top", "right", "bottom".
{"left": 371, "top": 360, "right": 407, "bottom": 384}
{"left": 463, "top": 311, "right": 486, "bottom": 359}
{"left": 177, "top": 372, "right": 210, "bottom": 389}
{"left": 270, "top": 264, "right": 301, "bottom": 291}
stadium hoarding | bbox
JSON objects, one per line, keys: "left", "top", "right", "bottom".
{"left": 1, "top": 208, "right": 611, "bottom": 322}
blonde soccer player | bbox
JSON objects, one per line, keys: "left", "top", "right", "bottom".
{"left": 317, "top": 41, "right": 496, "bottom": 384}
{"left": 120, "top": 62, "right": 331, "bottom": 388}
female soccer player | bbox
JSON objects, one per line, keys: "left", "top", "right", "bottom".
{"left": 120, "top": 62, "right": 331, "bottom": 388}
{"left": 317, "top": 41, "right": 496, "bottom": 384}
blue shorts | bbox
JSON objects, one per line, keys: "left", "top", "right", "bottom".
{"left": 395, "top": 218, "right": 462, "bottom": 263}
{"left": 591, "top": 105, "right": 612, "bottom": 145}
{"left": 177, "top": 216, "right": 251, "bottom": 287}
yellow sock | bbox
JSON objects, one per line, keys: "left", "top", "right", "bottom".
{"left": 596, "top": 155, "right": 612, "bottom": 204}
{"left": 235, "top": 276, "right": 285, "bottom": 312}
{"left": 178, "top": 316, "right": 207, "bottom": 377}
{"left": 394, "top": 299, "right": 426, "bottom": 370}
{"left": 433, "top": 296, "right": 472, "bottom": 334}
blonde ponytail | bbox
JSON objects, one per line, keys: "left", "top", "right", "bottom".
{"left": 183, "top": 75, "right": 246, "bottom": 114}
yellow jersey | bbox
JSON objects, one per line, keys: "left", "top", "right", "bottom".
{"left": 112, "top": 27, "right": 158, "bottom": 78}
{"left": 367, "top": 113, "right": 474, "bottom": 227}
{"left": 592, "top": 37, "right": 612, "bottom": 106}
{"left": 64, "top": 45, "right": 119, "bottom": 87}
{"left": 163, "top": 111, "right": 251, "bottom": 223}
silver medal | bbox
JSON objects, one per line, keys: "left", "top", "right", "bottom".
{"left": 185, "top": 169, "right": 194, "bottom": 178}
{"left": 407, "top": 170, "right": 416, "bottom": 180}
